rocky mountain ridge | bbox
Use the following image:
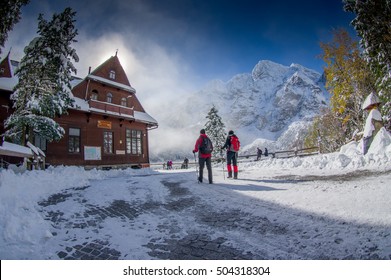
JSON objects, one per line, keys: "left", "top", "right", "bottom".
{"left": 185, "top": 60, "right": 329, "bottom": 150}
{"left": 150, "top": 60, "right": 330, "bottom": 161}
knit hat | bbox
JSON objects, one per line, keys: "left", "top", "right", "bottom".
{"left": 228, "top": 130, "right": 234, "bottom": 135}
{"left": 200, "top": 129, "right": 206, "bottom": 134}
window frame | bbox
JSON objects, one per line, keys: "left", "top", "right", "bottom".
{"left": 106, "top": 92, "right": 113, "bottom": 103}
{"left": 126, "top": 129, "right": 143, "bottom": 155}
{"left": 68, "top": 127, "right": 81, "bottom": 154}
{"left": 91, "top": 89, "right": 98, "bottom": 100}
{"left": 34, "top": 134, "right": 47, "bottom": 152}
{"left": 103, "top": 131, "right": 114, "bottom": 154}
{"left": 121, "top": 97, "right": 127, "bottom": 107}
{"left": 109, "top": 70, "right": 116, "bottom": 80}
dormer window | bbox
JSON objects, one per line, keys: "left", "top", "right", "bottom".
{"left": 106, "top": 92, "right": 113, "bottom": 103}
{"left": 91, "top": 89, "right": 98, "bottom": 100}
{"left": 121, "top": 97, "right": 127, "bottom": 107}
{"left": 109, "top": 70, "right": 116, "bottom": 80}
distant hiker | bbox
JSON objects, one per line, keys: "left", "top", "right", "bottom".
{"left": 264, "top": 147, "right": 269, "bottom": 157}
{"left": 222, "top": 130, "right": 240, "bottom": 179}
{"left": 167, "top": 160, "right": 173, "bottom": 169}
{"left": 362, "top": 92, "right": 383, "bottom": 155}
{"left": 256, "top": 147, "right": 263, "bottom": 161}
{"left": 163, "top": 162, "right": 166, "bottom": 170}
{"left": 193, "top": 129, "right": 213, "bottom": 184}
{"left": 181, "top": 157, "right": 189, "bottom": 169}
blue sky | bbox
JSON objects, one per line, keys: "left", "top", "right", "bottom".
{"left": 3, "top": 0, "right": 356, "bottom": 99}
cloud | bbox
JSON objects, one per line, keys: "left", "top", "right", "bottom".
{"left": 1, "top": 1, "right": 216, "bottom": 160}
{"left": 73, "top": 30, "right": 202, "bottom": 158}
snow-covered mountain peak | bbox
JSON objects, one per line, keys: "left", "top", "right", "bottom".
{"left": 251, "top": 60, "right": 289, "bottom": 82}
{"left": 188, "top": 60, "right": 329, "bottom": 148}
{"left": 150, "top": 59, "right": 330, "bottom": 161}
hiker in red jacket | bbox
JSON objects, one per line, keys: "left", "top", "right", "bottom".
{"left": 222, "top": 130, "right": 240, "bottom": 179}
{"left": 193, "top": 129, "right": 213, "bottom": 184}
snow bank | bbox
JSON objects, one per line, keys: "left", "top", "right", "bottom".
{"left": 0, "top": 128, "right": 390, "bottom": 259}
{"left": 0, "top": 166, "right": 158, "bottom": 258}
{"left": 244, "top": 128, "right": 391, "bottom": 172}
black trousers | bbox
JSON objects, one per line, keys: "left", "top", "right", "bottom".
{"left": 199, "top": 157, "right": 213, "bottom": 183}
{"left": 226, "top": 151, "right": 237, "bottom": 166}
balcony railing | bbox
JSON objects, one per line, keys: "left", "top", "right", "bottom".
{"left": 89, "top": 99, "right": 134, "bottom": 117}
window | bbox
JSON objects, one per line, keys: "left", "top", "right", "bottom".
{"left": 126, "top": 129, "right": 142, "bottom": 155}
{"left": 34, "top": 134, "right": 47, "bottom": 152}
{"left": 103, "top": 131, "right": 113, "bottom": 154}
{"left": 121, "top": 97, "right": 127, "bottom": 107}
{"left": 68, "top": 128, "right": 81, "bottom": 153}
{"left": 106, "top": 92, "right": 113, "bottom": 103}
{"left": 109, "top": 70, "right": 116, "bottom": 80}
{"left": 91, "top": 90, "right": 98, "bottom": 100}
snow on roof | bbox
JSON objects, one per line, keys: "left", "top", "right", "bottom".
{"left": 71, "top": 97, "right": 157, "bottom": 126}
{"left": 71, "top": 96, "right": 90, "bottom": 111}
{"left": 0, "top": 76, "right": 17, "bottom": 91}
{"left": 27, "top": 141, "right": 46, "bottom": 157}
{"left": 0, "top": 141, "right": 33, "bottom": 158}
{"left": 70, "top": 77, "right": 83, "bottom": 88}
{"left": 0, "top": 67, "right": 157, "bottom": 127}
{"left": 362, "top": 92, "right": 381, "bottom": 110}
{"left": 87, "top": 74, "right": 136, "bottom": 93}
{"left": 134, "top": 111, "right": 158, "bottom": 126}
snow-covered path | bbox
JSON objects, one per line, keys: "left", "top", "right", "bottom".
{"left": 3, "top": 166, "right": 389, "bottom": 260}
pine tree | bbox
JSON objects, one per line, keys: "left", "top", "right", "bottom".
{"left": 204, "top": 105, "right": 226, "bottom": 158}
{"left": 0, "top": 0, "right": 30, "bottom": 54}
{"left": 344, "top": 0, "right": 391, "bottom": 130}
{"left": 5, "top": 7, "right": 79, "bottom": 144}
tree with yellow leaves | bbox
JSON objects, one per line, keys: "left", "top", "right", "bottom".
{"left": 321, "top": 28, "right": 376, "bottom": 138}
{"left": 306, "top": 28, "right": 378, "bottom": 150}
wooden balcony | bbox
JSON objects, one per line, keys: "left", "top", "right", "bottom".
{"left": 88, "top": 99, "right": 134, "bottom": 118}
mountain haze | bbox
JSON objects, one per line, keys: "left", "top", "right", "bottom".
{"left": 149, "top": 60, "right": 329, "bottom": 161}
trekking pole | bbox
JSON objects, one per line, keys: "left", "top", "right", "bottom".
{"left": 193, "top": 152, "right": 199, "bottom": 183}
{"left": 220, "top": 147, "right": 225, "bottom": 180}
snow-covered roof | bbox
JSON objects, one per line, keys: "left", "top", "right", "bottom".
{"left": 70, "top": 77, "right": 83, "bottom": 88}
{"left": 87, "top": 74, "right": 136, "bottom": 93}
{"left": 362, "top": 92, "right": 381, "bottom": 110}
{"left": 0, "top": 76, "right": 17, "bottom": 91}
{"left": 72, "top": 96, "right": 90, "bottom": 111}
{"left": 71, "top": 97, "right": 158, "bottom": 127}
{"left": 0, "top": 141, "right": 33, "bottom": 158}
{"left": 134, "top": 111, "right": 158, "bottom": 126}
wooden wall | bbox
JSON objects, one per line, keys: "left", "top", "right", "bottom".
{"left": 46, "top": 109, "right": 150, "bottom": 167}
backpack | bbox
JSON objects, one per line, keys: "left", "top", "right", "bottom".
{"left": 199, "top": 136, "right": 213, "bottom": 154}
{"left": 230, "top": 135, "right": 240, "bottom": 152}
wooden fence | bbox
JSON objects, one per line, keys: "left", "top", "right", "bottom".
{"left": 238, "top": 146, "right": 320, "bottom": 160}
{"left": 151, "top": 146, "right": 320, "bottom": 169}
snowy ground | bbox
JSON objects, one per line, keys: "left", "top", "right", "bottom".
{"left": 0, "top": 129, "right": 391, "bottom": 260}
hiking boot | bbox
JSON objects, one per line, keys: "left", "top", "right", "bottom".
{"left": 234, "top": 172, "right": 238, "bottom": 179}
{"left": 228, "top": 171, "right": 232, "bottom": 178}
{"left": 198, "top": 177, "right": 203, "bottom": 183}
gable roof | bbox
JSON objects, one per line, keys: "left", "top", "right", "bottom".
{"left": 0, "top": 51, "right": 14, "bottom": 78}
{"left": 87, "top": 74, "right": 136, "bottom": 93}
{"left": 90, "top": 55, "right": 132, "bottom": 88}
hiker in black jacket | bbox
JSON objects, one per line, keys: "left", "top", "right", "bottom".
{"left": 222, "top": 130, "right": 240, "bottom": 179}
